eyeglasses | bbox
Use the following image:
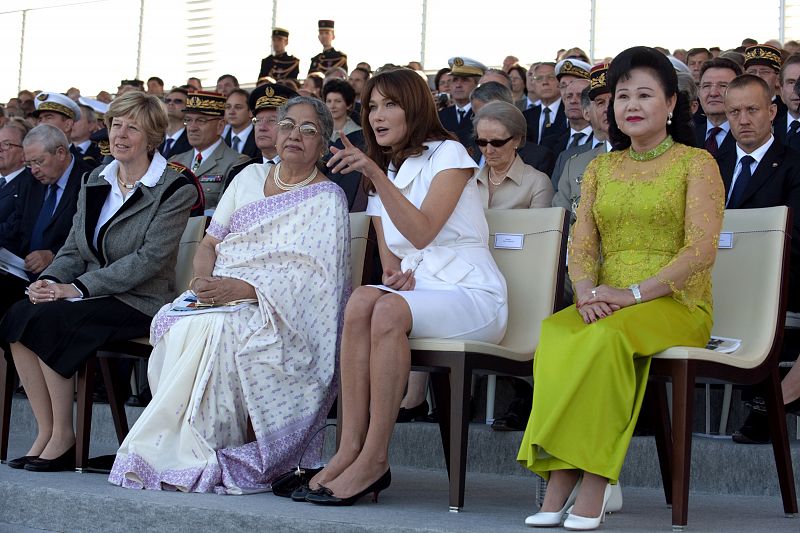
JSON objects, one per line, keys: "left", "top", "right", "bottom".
{"left": 183, "top": 117, "right": 221, "bottom": 126}
{"left": 699, "top": 82, "right": 730, "bottom": 92}
{"left": 252, "top": 117, "right": 278, "bottom": 126}
{"left": 0, "top": 141, "right": 22, "bottom": 151}
{"left": 276, "top": 119, "right": 319, "bottom": 137}
{"left": 164, "top": 98, "right": 185, "bottom": 104}
{"left": 24, "top": 156, "right": 48, "bottom": 169}
{"left": 475, "top": 136, "right": 515, "bottom": 148}
{"left": 532, "top": 75, "right": 557, "bottom": 82}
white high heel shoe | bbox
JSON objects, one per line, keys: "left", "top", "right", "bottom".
{"left": 525, "top": 479, "right": 581, "bottom": 527}
{"left": 563, "top": 482, "right": 612, "bottom": 531}
{"left": 606, "top": 482, "right": 622, "bottom": 513}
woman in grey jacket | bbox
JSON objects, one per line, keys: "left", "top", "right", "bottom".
{"left": 1, "top": 91, "right": 197, "bottom": 472}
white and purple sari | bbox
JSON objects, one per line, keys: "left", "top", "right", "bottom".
{"left": 110, "top": 164, "right": 350, "bottom": 494}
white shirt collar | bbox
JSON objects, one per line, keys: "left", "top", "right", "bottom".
{"left": 735, "top": 135, "right": 773, "bottom": 166}
{"left": 542, "top": 98, "right": 561, "bottom": 114}
{"left": 230, "top": 122, "right": 254, "bottom": 141}
{"left": 706, "top": 120, "right": 730, "bottom": 135}
{"left": 263, "top": 154, "right": 281, "bottom": 164}
{"left": 569, "top": 125, "right": 593, "bottom": 139}
{"left": 167, "top": 127, "right": 185, "bottom": 142}
{"left": 193, "top": 138, "right": 223, "bottom": 164}
{"left": 100, "top": 151, "right": 167, "bottom": 189}
{"left": 455, "top": 102, "right": 472, "bottom": 114}
{"left": 0, "top": 167, "right": 25, "bottom": 184}
{"left": 75, "top": 140, "right": 92, "bottom": 153}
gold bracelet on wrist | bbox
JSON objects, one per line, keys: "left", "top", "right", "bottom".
{"left": 189, "top": 276, "right": 201, "bottom": 292}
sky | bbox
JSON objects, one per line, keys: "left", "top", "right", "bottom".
{"left": 1, "top": 0, "right": 796, "bottom": 98}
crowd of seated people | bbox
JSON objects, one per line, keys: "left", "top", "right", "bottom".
{"left": 2, "top": 27, "right": 800, "bottom": 530}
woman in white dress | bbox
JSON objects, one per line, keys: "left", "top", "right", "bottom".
{"left": 303, "top": 68, "right": 508, "bottom": 505}
{"left": 109, "top": 95, "right": 350, "bottom": 494}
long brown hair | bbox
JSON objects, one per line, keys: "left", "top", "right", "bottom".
{"left": 360, "top": 68, "right": 454, "bottom": 191}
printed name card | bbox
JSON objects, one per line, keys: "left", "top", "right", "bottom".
{"left": 718, "top": 232, "right": 733, "bottom": 249}
{"left": 494, "top": 233, "right": 524, "bottom": 250}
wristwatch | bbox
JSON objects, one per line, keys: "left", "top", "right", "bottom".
{"left": 629, "top": 284, "right": 642, "bottom": 304}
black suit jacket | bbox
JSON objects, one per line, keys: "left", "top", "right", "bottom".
{"left": 0, "top": 169, "right": 32, "bottom": 249}
{"left": 11, "top": 157, "right": 91, "bottom": 260}
{"left": 438, "top": 106, "right": 479, "bottom": 161}
{"left": 517, "top": 143, "right": 556, "bottom": 179}
{"left": 159, "top": 130, "right": 192, "bottom": 160}
{"left": 715, "top": 140, "right": 800, "bottom": 310}
{"left": 523, "top": 102, "right": 569, "bottom": 154}
{"left": 224, "top": 128, "right": 260, "bottom": 159}
{"left": 693, "top": 120, "right": 735, "bottom": 155}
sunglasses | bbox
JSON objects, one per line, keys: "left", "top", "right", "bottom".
{"left": 475, "top": 136, "right": 514, "bottom": 148}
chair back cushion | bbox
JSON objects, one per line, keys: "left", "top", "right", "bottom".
{"left": 485, "top": 207, "right": 567, "bottom": 355}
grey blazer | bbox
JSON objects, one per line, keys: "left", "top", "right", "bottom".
{"left": 552, "top": 144, "right": 607, "bottom": 223}
{"left": 41, "top": 164, "right": 198, "bottom": 316}
{"left": 170, "top": 141, "right": 247, "bottom": 209}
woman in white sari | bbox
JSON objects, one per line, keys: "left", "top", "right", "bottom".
{"left": 110, "top": 95, "right": 350, "bottom": 494}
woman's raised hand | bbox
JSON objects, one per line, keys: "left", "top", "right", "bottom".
{"left": 327, "top": 133, "right": 380, "bottom": 178}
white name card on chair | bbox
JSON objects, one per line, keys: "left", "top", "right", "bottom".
{"left": 494, "top": 233, "right": 524, "bottom": 250}
{"left": 718, "top": 232, "right": 733, "bottom": 249}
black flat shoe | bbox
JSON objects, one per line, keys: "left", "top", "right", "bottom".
{"left": 23, "top": 445, "right": 75, "bottom": 472}
{"left": 305, "top": 469, "right": 391, "bottom": 506}
{"left": 396, "top": 401, "right": 428, "bottom": 423}
{"left": 291, "top": 484, "right": 312, "bottom": 502}
{"left": 7, "top": 455, "right": 38, "bottom": 469}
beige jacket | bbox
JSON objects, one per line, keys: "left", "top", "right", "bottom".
{"left": 476, "top": 155, "right": 553, "bottom": 209}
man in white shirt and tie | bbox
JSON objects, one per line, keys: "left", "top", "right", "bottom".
{"left": 159, "top": 88, "right": 191, "bottom": 159}
{"left": 555, "top": 58, "right": 593, "bottom": 157}
{"left": 774, "top": 54, "right": 800, "bottom": 151}
{"left": 437, "top": 56, "right": 487, "bottom": 161}
{"left": 223, "top": 89, "right": 258, "bottom": 159}
{"left": 694, "top": 58, "right": 742, "bottom": 156}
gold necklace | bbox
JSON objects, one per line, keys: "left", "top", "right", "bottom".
{"left": 116, "top": 175, "right": 137, "bottom": 190}
{"left": 273, "top": 162, "right": 317, "bottom": 191}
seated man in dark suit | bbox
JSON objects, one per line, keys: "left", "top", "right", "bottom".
{"left": 0, "top": 120, "right": 32, "bottom": 246}
{"left": 554, "top": 58, "right": 593, "bottom": 158}
{"left": 694, "top": 58, "right": 742, "bottom": 156}
{"left": 522, "top": 62, "right": 569, "bottom": 153}
{"left": 773, "top": 54, "right": 800, "bottom": 151}
{"left": 717, "top": 74, "right": 800, "bottom": 444}
{"left": 438, "top": 56, "right": 486, "bottom": 161}
{"left": 0, "top": 124, "right": 90, "bottom": 316}
{"left": 223, "top": 89, "right": 260, "bottom": 159}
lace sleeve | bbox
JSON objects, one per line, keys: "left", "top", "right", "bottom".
{"left": 654, "top": 152, "right": 725, "bottom": 305}
{"left": 568, "top": 157, "right": 601, "bottom": 288}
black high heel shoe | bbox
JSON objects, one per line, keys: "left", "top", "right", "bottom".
{"left": 23, "top": 444, "right": 75, "bottom": 472}
{"left": 305, "top": 469, "right": 391, "bottom": 506}
{"left": 396, "top": 401, "right": 428, "bottom": 423}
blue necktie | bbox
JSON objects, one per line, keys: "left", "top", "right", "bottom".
{"left": 728, "top": 155, "right": 754, "bottom": 208}
{"left": 30, "top": 183, "right": 58, "bottom": 251}
{"left": 163, "top": 138, "right": 174, "bottom": 157}
{"left": 788, "top": 120, "right": 800, "bottom": 151}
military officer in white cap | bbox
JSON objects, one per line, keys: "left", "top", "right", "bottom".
{"left": 438, "top": 56, "right": 487, "bottom": 161}
{"left": 32, "top": 92, "right": 81, "bottom": 148}
{"left": 554, "top": 58, "right": 593, "bottom": 157}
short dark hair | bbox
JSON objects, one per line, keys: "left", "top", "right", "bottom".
{"left": 217, "top": 74, "right": 239, "bottom": 86}
{"left": 727, "top": 73, "right": 774, "bottom": 101}
{"left": 167, "top": 87, "right": 189, "bottom": 97}
{"left": 434, "top": 67, "right": 451, "bottom": 91}
{"left": 780, "top": 53, "right": 800, "bottom": 83}
{"left": 147, "top": 76, "right": 164, "bottom": 86}
{"left": 742, "top": 38, "right": 758, "bottom": 46}
{"left": 322, "top": 79, "right": 356, "bottom": 107}
{"left": 699, "top": 57, "right": 743, "bottom": 80}
{"left": 607, "top": 46, "right": 696, "bottom": 150}
{"left": 227, "top": 88, "right": 250, "bottom": 101}
{"left": 687, "top": 47, "right": 712, "bottom": 61}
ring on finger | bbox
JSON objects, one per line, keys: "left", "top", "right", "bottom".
{"left": 591, "top": 289, "right": 597, "bottom": 297}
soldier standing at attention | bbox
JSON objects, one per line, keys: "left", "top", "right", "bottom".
{"left": 257, "top": 27, "right": 300, "bottom": 81}
{"left": 308, "top": 20, "right": 348, "bottom": 75}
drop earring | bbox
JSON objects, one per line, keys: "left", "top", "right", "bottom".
{"left": 666, "top": 112, "right": 673, "bottom": 126}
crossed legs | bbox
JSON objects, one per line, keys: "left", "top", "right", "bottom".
{"left": 309, "top": 286, "right": 412, "bottom": 498}
{"left": 11, "top": 342, "right": 75, "bottom": 460}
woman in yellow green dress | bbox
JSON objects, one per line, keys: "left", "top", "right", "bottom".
{"left": 517, "top": 46, "right": 725, "bottom": 530}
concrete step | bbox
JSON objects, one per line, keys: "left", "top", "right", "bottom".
{"left": 5, "top": 397, "right": 800, "bottom": 497}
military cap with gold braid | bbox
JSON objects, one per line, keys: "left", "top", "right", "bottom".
{"left": 744, "top": 44, "right": 782, "bottom": 72}
{"left": 272, "top": 27, "right": 289, "bottom": 38}
{"left": 184, "top": 90, "right": 226, "bottom": 116}
{"left": 248, "top": 83, "right": 298, "bottom": 113}
{"left": 33, "top": 92, "right": 81, "bottom": 121}
{"left": 448, "top": 56, "right": 487, "bottom": 77}
{"left": 555, "top": 58, "right": 592, "bottom": 80}
{"left": 588, "top": 63, "right": 609, "bottom": 100}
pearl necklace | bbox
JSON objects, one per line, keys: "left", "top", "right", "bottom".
{"left": 273, "top": 162, "right": 318, "bottom": 191}
{"left": 116, "top": 175, "right": 137, "bottom": 190}
{"left": 488, "top": 161, "right": 514, "bottom": 187}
